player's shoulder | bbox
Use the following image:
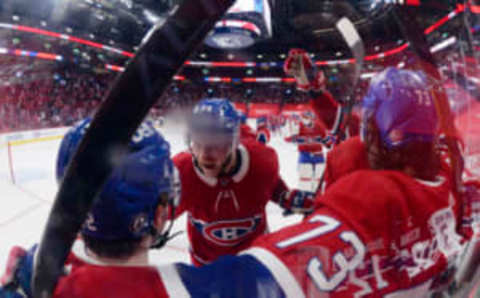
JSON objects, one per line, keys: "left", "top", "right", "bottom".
{"left": 55, "top": 265, "right": 165, "bottom": 298}
{"left": 325, "top": 137, "right": 368, "bottom": 181}
{"left": 243, "top": 139, "right": 276, "bottom": 155}
{"left": 320, "top": 170, "right": 411, "bottom": 220}
{"left": 173, "top": 151, "right": 193, "bottom": 170}
{"left": 329, "top": 136, "right": 365, "bottom": 159}
{"left": 321, "top": 170, "right": 419, "bottom": 226}
{"left": 242, "top": 140, "right": 278, "bottom": 169}
{"left": 327, "top": 169, "right": 407, "bottom": 197}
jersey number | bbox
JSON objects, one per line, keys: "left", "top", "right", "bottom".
{"left": 132, "top": 123, "right": 155, "bottom": 143}
{"left": 276, "top": 215, "right": 366, "bottom": 292}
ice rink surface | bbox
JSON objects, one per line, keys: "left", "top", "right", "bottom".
{"left": 0, "top": 120, "right": 304, "bottom": 270}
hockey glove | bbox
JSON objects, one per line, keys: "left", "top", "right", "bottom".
{"left": 0, "top": 244, "right": 37, "bottom": 298}
{"left": 284, "top": 48, "right": 325, "bottom": 93}
{"left": 280, "top": 190, "right": 316, "bottom": 215}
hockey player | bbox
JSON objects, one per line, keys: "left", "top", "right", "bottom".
{"left": 145, "top": 67, "right": 466, "bottom": 297}
{"left": 0, "top": 118, "right": 182, "bottom": 298}
{"left": 284, "top": 110, "right": 331, "bottom": 192}
{"left": 255, "top": 116, "right": 271, "bottom": 144}
{"left": 284, "top": 48, "right": 360, "bottom": 141}
{"left": 173, "top": 98, "right": 315, "bottom": 266}
{"left": 173, "top": 67, "right": 467, "bottom": 297}
{"left": 0, "top": 68, "right": 472, "bottom": 297}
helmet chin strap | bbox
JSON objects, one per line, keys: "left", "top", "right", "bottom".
{"left": 150, "top": 203, "right": 182, "bottom": 249}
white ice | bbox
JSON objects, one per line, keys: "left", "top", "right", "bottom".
{"left": 0, "top": 119, "right": 303, "bottom": 271}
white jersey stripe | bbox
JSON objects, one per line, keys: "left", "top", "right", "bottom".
{"left": 240, "top": 247, "right": 305, "bottom": 298}
{"left": 156, "top": 264, "right": 191, "bottom": 298}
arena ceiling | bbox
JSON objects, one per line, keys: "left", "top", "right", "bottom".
{"left": 0, "top": 0, "right": 461, "bottom": 61}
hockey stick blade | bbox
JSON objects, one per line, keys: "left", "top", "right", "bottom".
{"left": 32, "top": 1, "right": 234, "bottom": 297}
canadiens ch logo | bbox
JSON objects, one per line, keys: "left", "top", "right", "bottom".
{"left": 191, "top": 215, "right": 263, "bottom": 246}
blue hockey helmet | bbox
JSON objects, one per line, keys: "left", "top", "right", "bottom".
{"left": 188, "top": 98, "right": 240, "bottom": 146}
{"left": 361, "top": 67, "right": 438, "bottom": 148}
{"left": 56, "top": 118, "right": 180, "bottom": 242}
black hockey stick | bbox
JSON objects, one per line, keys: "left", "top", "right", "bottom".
{"left": 392, "top": 6, "right": 462, "bottom": 193}
{"left": 392, "top": 5, "right": 468, "bottom": 296}
{"left": 32, "top": 1, "right": 234, "bottom": 297}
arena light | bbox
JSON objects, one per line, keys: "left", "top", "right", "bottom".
{"left": 205, "top": 0, "right": 272, "bottom": 49}
{"left": 143, "top": 9, "right": 162, "bottom": 24}
{"left": 360, "top": 72, "right": 378, "bottom": 79}
{"left": 430, "top": 36, "right": 457, "bottom": 53}
{"left": 0, "top": 4, "right": 466, "bottom": 67}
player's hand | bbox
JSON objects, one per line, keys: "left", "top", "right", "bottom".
{"left": 322, "top": 134, "right": 336, "bottom": 148}
{"left": 0, "top": 245, "right": 37, "bottom": 298}
{"left": 284, "top": 49, "right": 314, "bottom": 90}
{"left": 283, "top": 49, "right": 311, "bottom": 76}
{"left": 281, "top": 190, "right": 316, "bottom": 215}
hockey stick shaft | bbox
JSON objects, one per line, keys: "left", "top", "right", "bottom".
{"left": 316, "top": 17, "right": 364, "bottom": 195}
{"left": 331, "top": 17, "right": 365, "bottom": 137}
{"left": 393, "top": 6, "right": 462, "bottom": 192}
{"left": 32, "top": 1, "right": 234, "bottom": 297}
{"left": 393, "top": 5, "right": 469, "bottom": 293}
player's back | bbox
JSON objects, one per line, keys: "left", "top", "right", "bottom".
{"left": 54, "top": 265, "right": 172, "bottom": 298}
{"left": 242, "top": 169, "right": 464, "bottom": 297}
{"left": 321, "top": 136, "right": 369, "bottom": 193}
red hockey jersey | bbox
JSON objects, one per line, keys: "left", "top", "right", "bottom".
{"left": 54, "top": 240, "right": 188, "bottom": 298}
{"left": 310, "top": 90, "right": 360, "bottom": 139}
{"left": 310, "top": 91, "right": 340, "bottom": 131}
{"left": 321, "top": 136, "right": 369, "bottom": 193}
{"left": 173, "top": 140, "right": 282, "bottom": 266}
{"left": 242, "top": 169, "right": 464, "bottom": 297}
{"left": 285, "top": 118, "right": 327, "bottom": 153}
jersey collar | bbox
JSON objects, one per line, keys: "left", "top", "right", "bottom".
{"left": 71, "top": 239, "right": 149, "bottom": 267}
{"left": 415, "top": 175, "right": 446, "bottom": 187}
